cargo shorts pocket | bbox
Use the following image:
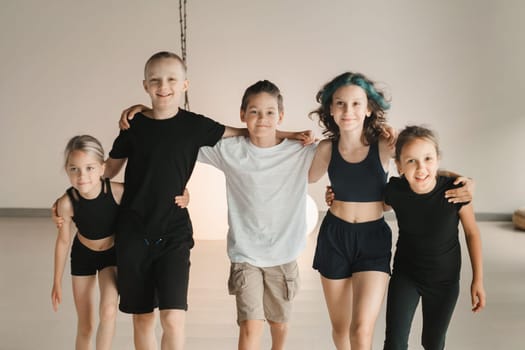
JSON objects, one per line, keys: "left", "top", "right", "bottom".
{"left": 228, "top": 263, "right": 246, "bottom": 295}
{"left": 282, "top": 262, "right": 300, "bottom": 301}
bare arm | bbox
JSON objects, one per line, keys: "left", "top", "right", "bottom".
{"left": 51, "top": 195, "right": 74, "bottom": 312}
{"left": 276, "top": 130, "right": 316, "bottom": 145}
{"left": 308, "top": 139, "right": 331, "bottom": 183}
{"left": 119, "top": 104, "right": 150, "bottom": 130}
{"left": 439, "top": 171, "right": 475, "bottom": 203}
{"left": 222, "top": 126, "right": 248, "bottom": 138}
{"left": 459, "top": 203, "right": 486, "bottom": 313}
{"left": 104, "top": 157, "right": 126, "bottom": 179}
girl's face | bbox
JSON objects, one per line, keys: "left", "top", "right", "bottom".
{"left": 66, "top": 150, "right": 105, "bottom": 198}
{"left": 396, "top": 138, "right": 440, "bottom": 194}
{"left": 330, "top": 85, "right": 371, "bottom": 133}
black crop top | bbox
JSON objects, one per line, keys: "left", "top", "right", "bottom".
{"left": 328, "top": 140, "right": 387, "bottom": 202}
{"left": 66, "top": 178, "right": 119, "bottom": 240}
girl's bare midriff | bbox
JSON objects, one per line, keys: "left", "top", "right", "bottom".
{"left": 329, "top": 200, "right": 384, "bottom": 223}
{"left": 77, "top": 232, "right": 115, "bottom": 251}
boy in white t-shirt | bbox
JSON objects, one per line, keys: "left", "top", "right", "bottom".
{"left": 197, "top": 80, "right": 316, "bottom": 350}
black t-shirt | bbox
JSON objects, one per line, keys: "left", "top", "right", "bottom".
{"left": 109, "top": 109, "right": 225, "bottom": 241}
{"left": 385, "top": 176, "right": 467, "bottom": 284}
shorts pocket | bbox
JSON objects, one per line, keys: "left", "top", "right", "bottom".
{"left": 228, "top": 263, "right": 246, "bottom": 295}
{"left": 282, "top": 262, "right": 300, "bottom": 301}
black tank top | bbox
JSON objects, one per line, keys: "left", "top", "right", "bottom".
{"left": 328, "top": 140, "right": 387, "bottom": 202}
{"left": 66, "top": 178, "right": 119, "bottom": 240}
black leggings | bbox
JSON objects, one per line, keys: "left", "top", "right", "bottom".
{"left": 383, "top": 271, "right": 459, "bottom": 350}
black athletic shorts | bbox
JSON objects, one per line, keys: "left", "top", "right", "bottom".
{"left": 116, "top": 236, "right": 191, "bottom": 314}
{"left": 70, "top": 235, "right": 116, "bottom": 276}
{"left": 313, "top": 211, "right": 392, "bottom": 279}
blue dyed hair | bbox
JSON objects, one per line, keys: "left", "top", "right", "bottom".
{"left": 310, "top": 72, "right": 391, "bottom": 143}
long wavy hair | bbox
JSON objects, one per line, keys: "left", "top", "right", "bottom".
{"left": 309, "top": 72, "right": 390, "bottom": 144}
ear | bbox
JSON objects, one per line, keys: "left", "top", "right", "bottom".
{"left": 277, "top": 110, "right": 284, "bottom": 125}
{"left": 240, "top": 108, "right": 245, "bottom": 123}
{"left": 143, "top": 80, "right": 148, "bottom": 92}
{"left": 182, "top": 79, "right": 189, "bottom": 92}
{"left": 366, "top": 108, "right": 372, "bottom": 117}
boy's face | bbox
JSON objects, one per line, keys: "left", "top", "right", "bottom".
{"left": 143, "top": 57, "right": 188, "bottom": 110}
{"left": 240, "top": 92, "right": 283, "bottom": 138}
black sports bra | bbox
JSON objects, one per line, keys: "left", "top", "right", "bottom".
{"left": 328, "top": 140, "right": 387, "bottom": 202}
{"left": 66, "top": 178, "right": 119, "bottom": 240}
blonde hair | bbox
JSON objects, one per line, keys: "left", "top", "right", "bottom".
{"left": 64, "top": 135, "right": 105, "bottom": 168}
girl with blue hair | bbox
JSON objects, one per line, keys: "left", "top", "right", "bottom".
{"left": 309, "top": 71, "right": 395, "bottom": 350}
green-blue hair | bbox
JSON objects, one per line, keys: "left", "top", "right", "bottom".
{"left": 310, "top": 72, "right": 391, "bottom": 143}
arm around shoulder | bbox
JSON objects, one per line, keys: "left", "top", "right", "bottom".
{"left": 104, "top": 157, "right": 126, "bottom": 179}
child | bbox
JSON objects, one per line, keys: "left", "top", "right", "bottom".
{"left": 52, "top": 135, "right": 121, "bottom": 350}
{"left": 103, "top": 51, "right": 255, "bottom": 350}
{"left": 196, "top": 80, "right": 316, "bottom": 350}
{"left": 308, "top": 72, "right": 397, "bottom": 350}
{"left": 382, "top": 125, "right": 485, "bottom": 350}
{"left": 50, "top": 135, "right": 189, "bottom": 350}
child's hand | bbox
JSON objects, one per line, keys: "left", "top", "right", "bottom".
{"left": 119, "top": 104, "right": 150, "bottom": 130}
{"left": 174, "top": 188, "right": 190, "bottom": 208}
{"left": 471, "top": 280, "right": 486, "bottom": 313}
{"left": 296, "top": 130, "right": 317, "bottom": 146}
{"left": 51, "top": 201, "right": 64, "bottom": 229}
{"left": 325, "top": 186, "right": 335, "bottom": 206}
{"left": 445, "top": 177, "right": 475, "bottom": 203}
{"left": 51, "top": 284, "right": 62, "bottom": 312}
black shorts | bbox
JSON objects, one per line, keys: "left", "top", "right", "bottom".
{"left": 313, "top": 211, "right": 392, "bottom": 279}
{"left": 70, "top": 235, "right": 116, "bottom": 276}
{"left": 116, "top": 236, "right": 191, "bottom": 314}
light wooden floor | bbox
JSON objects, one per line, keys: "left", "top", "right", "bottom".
{"left": 1, "top": 217, "right": 524, "bottom": 349}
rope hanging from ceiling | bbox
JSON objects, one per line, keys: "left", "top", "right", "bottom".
{"left": 179, "top": 0, "right": 190, "bottom": 110}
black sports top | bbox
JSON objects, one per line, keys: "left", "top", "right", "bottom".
{"left": 328, "top": 140, "right": 387, "bottom": 202}
{"left": 66, "top": 178, "right": 119, "bottom": 240}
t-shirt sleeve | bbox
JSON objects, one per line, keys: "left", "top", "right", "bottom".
{"left": 197, "top": 142, "right": 224, "bottom": 170}
{"left": 108, "top": 130, "right": 131, "bottom": 159}
{"left": 195, "top": 114, "right": 225, "bottom": 147}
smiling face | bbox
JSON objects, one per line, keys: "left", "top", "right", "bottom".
{"left": 66, "top": 150, "right": 105, "bottom": 198}
{"left": 143, "top": 57, "right": 188, "bottom": 112}
{"left": 240, "top": 92, "right": 283, "bottom": 141}
{"left": 329, "top": 84, "right": 371, "bottom": 133}
{"left": 396, "top": 137, "right": 440, "bottom": 194}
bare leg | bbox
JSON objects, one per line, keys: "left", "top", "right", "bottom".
{"left": 349, "top": 271, "right": 389, "bottom": 350}
{"left": 95, "top": 266, "right": 118, "bottom": 350}
{"left": 321, "top": 276, "right": 353, "bottom": 350}
{"left": 268, "top": 320, "right": 288, "bottom": 350}
{"left": 160, "top": 309, "right": 186, "bottom": 350}
{"left": 72, "top": 275, "right": 96, "bottom": 350}
{"left": 133, "top": 312, "right": 157, "bottom": 350}
{"left": 238, "top": 319, "right": 264, "bottom": 350}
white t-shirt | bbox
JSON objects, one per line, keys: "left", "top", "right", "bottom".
{"left": 198, "top": 136, "right": 316, "bottom": 267}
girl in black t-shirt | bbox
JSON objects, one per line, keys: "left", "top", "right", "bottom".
{"left": 383, "top": 125, "right": 485, "bottom": 350}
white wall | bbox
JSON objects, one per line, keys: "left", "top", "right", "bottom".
{"left": 1, "top": 0, "right": 524, "bottom": 214}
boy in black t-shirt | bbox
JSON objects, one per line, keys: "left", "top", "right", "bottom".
{"left": 104, "top": 51, "right": 246, "bottom": 350}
